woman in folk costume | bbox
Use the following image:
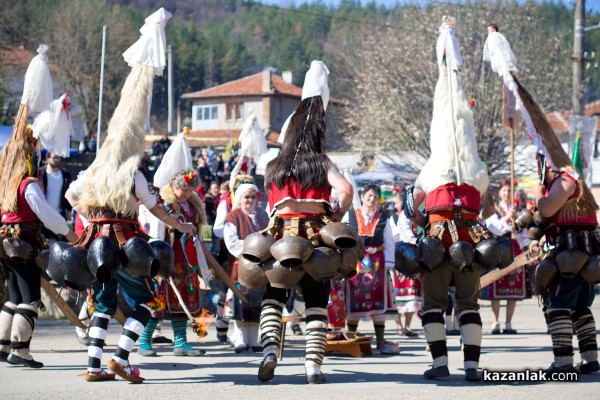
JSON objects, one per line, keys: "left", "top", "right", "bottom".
{"left": 346, "top": 184, "right": 399, "bottom": 354}
{"left": 212, "top": 173, "right": 255, "bottom": 342}
{"left": 405, "top": 16, "right": 499, "bottom": 381}
{"left": 483, "top": 24, "right": 600, "bottom": 375}
{"left": 0, "top": 45, "right": 77, "bottom": 368}
{"left": 137, "top": 133, "right": 208, "bottom": 357}
{"left": 389, "top": 189, "right": 421, "bottom": 337}
{"left": 66, "top": 9, "right": 195, "bottom": 383}
{"left": 256, "top": 60, "right": 354, "bottom": 384}
{"left": 481, "top": 178, "right": 531, "bottom": 335}
{"left": 223, "top": 183, "right": 269, "bottom": 353}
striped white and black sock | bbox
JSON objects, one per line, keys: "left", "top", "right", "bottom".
{"left": 422, "top": 309, "right": 447, "bottom": 368}
{"left": 572, "top": 308, "right": 598, "bottom": 363}
{"left": 87, "top": 313, "right": 110, "bottom": 373}
{"left": 260, "top": 299, "right": 284, "bottom": 357}
{"left": 112, "top": 305, "right": 151, "bottom": 367}
{"left": 305, "top": 307, "right": 328, "bottom": 373}
{"left": 458, "top": 310, "right": 482, "bottom": 370}
{"left": 547, "top": 308, "right": 574, "bottom": 367}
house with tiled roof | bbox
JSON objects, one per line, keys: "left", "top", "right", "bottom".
{"left": 180, "top": 68, "right": 342, "bottom": 148}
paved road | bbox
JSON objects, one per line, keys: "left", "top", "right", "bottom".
{"left": 1, "top": 298, "right": 599, "bottom": 399}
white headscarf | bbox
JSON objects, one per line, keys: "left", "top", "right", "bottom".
{"left": 232, "top": 183, "right": 259, "bottom": 210}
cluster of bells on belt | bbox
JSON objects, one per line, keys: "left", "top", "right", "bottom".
{"left": 41, "top": 237, "right": 177, "bottom": 291}
{"left": 515, "top": 208, "right": 600, "bottom": 287}
{"left": 238, "top": 222, "right": 365, "bottom": 290}
{"left": 395, "top": 234, "right": 514, "bottom": 279}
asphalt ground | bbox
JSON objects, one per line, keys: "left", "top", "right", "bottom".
{"left": 1, "top": 297, "right": 599, "bottom": 400}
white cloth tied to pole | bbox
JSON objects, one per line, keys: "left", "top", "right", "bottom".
{"left": 21, "top": 44, "right": 53, "bottom": 112}
{"left": 153, "top": 132, "right": 193, "bottom": 188}
{"left": 122, "top": 7, "right": 172, "bottom": 76}
{"left": 436, "top": 24, "right": 462, "bottom": 72}
{"left": 32, "top": 93, "right": 73, "bottom": 157}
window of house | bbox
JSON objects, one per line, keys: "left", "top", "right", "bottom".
{"left": 195, "top": 104, "right": 218, "bottom": 130}
{"left": 226, "top": 103, "right": 244, "bottom": 120}
{"left": 196, "top": 105, "right": 218, "bottom": 121}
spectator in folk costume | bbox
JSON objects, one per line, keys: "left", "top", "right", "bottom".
{"left": 223, "top": 183, "right": 269, "bottom": 353}
{"left": 66, "top": 9, "right": 196, "bottom": 383}
{"left": 255, "top": 61, "right": 354, "bottom": 384}
{"left": 137, "top": 132, "right": 208, "bottom": 357}
{"left": 481, "top": 178, "right": 531, "bottom": 334}
{"left": 405, "top": 17, "right": 500, "bottom": 381}
{"left": 212, "top": 173, "right": 255, "bottom": 342}
{"left": 346, "top": 184, "right": 399, "bottom": 354}
{"left": 0, "top": 45, "right": 77, "bottom": 368}
{"left": 389, "top": 189, "right": 421, "bottom": 337}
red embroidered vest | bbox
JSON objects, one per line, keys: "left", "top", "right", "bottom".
{"left": 268, "top": 180, "right": 331, "bottom": 211}
{"left": 1, "top": 179, "right": 40, "bottom": 224}
{"left": 424, "top": 183, "right": 480, "bottom": 213}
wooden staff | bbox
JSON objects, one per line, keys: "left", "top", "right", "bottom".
{"left": 510, "top": 116, "right": 516, "bottom": 228}
{"left": 168, "top": 277, "right": 196, "bottom": 323}
{"left": 168, "top": 277, "right": 213, "bottom": 338}
{"left": 198, "top": 240, "right": 247, "bottom": 303}
{"left": 479, "top": 251, "right": 540, "bottom": 289}
{"left": 39, "top": 274, "right": 86, "bottom": 329}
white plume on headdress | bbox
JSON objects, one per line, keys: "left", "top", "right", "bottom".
{"left": 123, "top": 7, "right": 171, "bottom": 76}
{"left": 278, "top": 60, "right": 329, "bottom": 144}
{"left": 483, "top": 31, "right": 518, "bottom": 77}
{"left": 32, "top": 93, "right": 73, "bottom": 157}
{"left": 21, "top": 44, "right": 53, "bottom": 112}
{"left": 153, "top": 132, "right": 193, "bottom": 188}
{"left": 436, "top": 16, "right": 462, "bottom": 72}
{"left": 418, "top": 17, "right": 488, "bottom": 194}
{"left": 482, "top": 29, "right": 553, "bottom": 167}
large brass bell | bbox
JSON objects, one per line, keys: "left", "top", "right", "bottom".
{"left": 319, "top": 222, "right": 358, "bottom": 249}
{"left": 238, "top": 257, "right": 269, "bottom": 289}
{"left": 302, "top": 247, "right": 340, "bottom": 281}
{"left": 270, "top": 236, "right": 313, "bottom": 268}
{"left": 242, "top": 232, "right": 275, "bottom": 263}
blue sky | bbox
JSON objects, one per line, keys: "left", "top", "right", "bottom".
{"left": 257, "top": 1, "right": 600, "bottom": 14}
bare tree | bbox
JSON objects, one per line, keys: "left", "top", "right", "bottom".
{"left": 330, "top": 3, "right": 573, "bottom": 177}
{"left": 46, "top": 0, "right": 138, "bottom": 140}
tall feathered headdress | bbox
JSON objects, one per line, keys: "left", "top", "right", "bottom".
{"left": 77, "top": 8, "right": 171, "bottom": 218}
{"left": 416, "top": 17, "right": 489, "bottom": 195}
{"left": 483, "top": 27, "right": 598, "bottom": 218}
{"left": 0, "top": 45, "right": 54, "bottom": 212}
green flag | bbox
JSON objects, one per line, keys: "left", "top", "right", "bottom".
{"left": 572, "top": 129, "right": 583, "bottom": 176}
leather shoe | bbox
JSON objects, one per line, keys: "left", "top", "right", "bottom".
{"left": 6, "top": 353, "right": 44, "bottom": 368}
{"left": 465, "top": 368, "right": 482, "bottom": 381}
{"left": 545, "top": 362, "right": 575, "bottom": 374}
{"left": 258, "top": 354, "right": 277, "bottom": 382}
{"left": 307, "top": 373, "right": 326, "bottom": 384}
{"left": 576, "top": 360, "right": 599, "bottom": 374}
{"left": 423, "top": 365, "right": 450, "bottom": 379}
{"left": 0, "top": 351, "right": 9, "bottom": 362}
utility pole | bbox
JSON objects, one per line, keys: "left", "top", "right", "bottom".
{"left": 573, "top": 0, "right": 585, "bottom": 116}
{"left": 167, "top": 45, "right": 173, "bottom": 135}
